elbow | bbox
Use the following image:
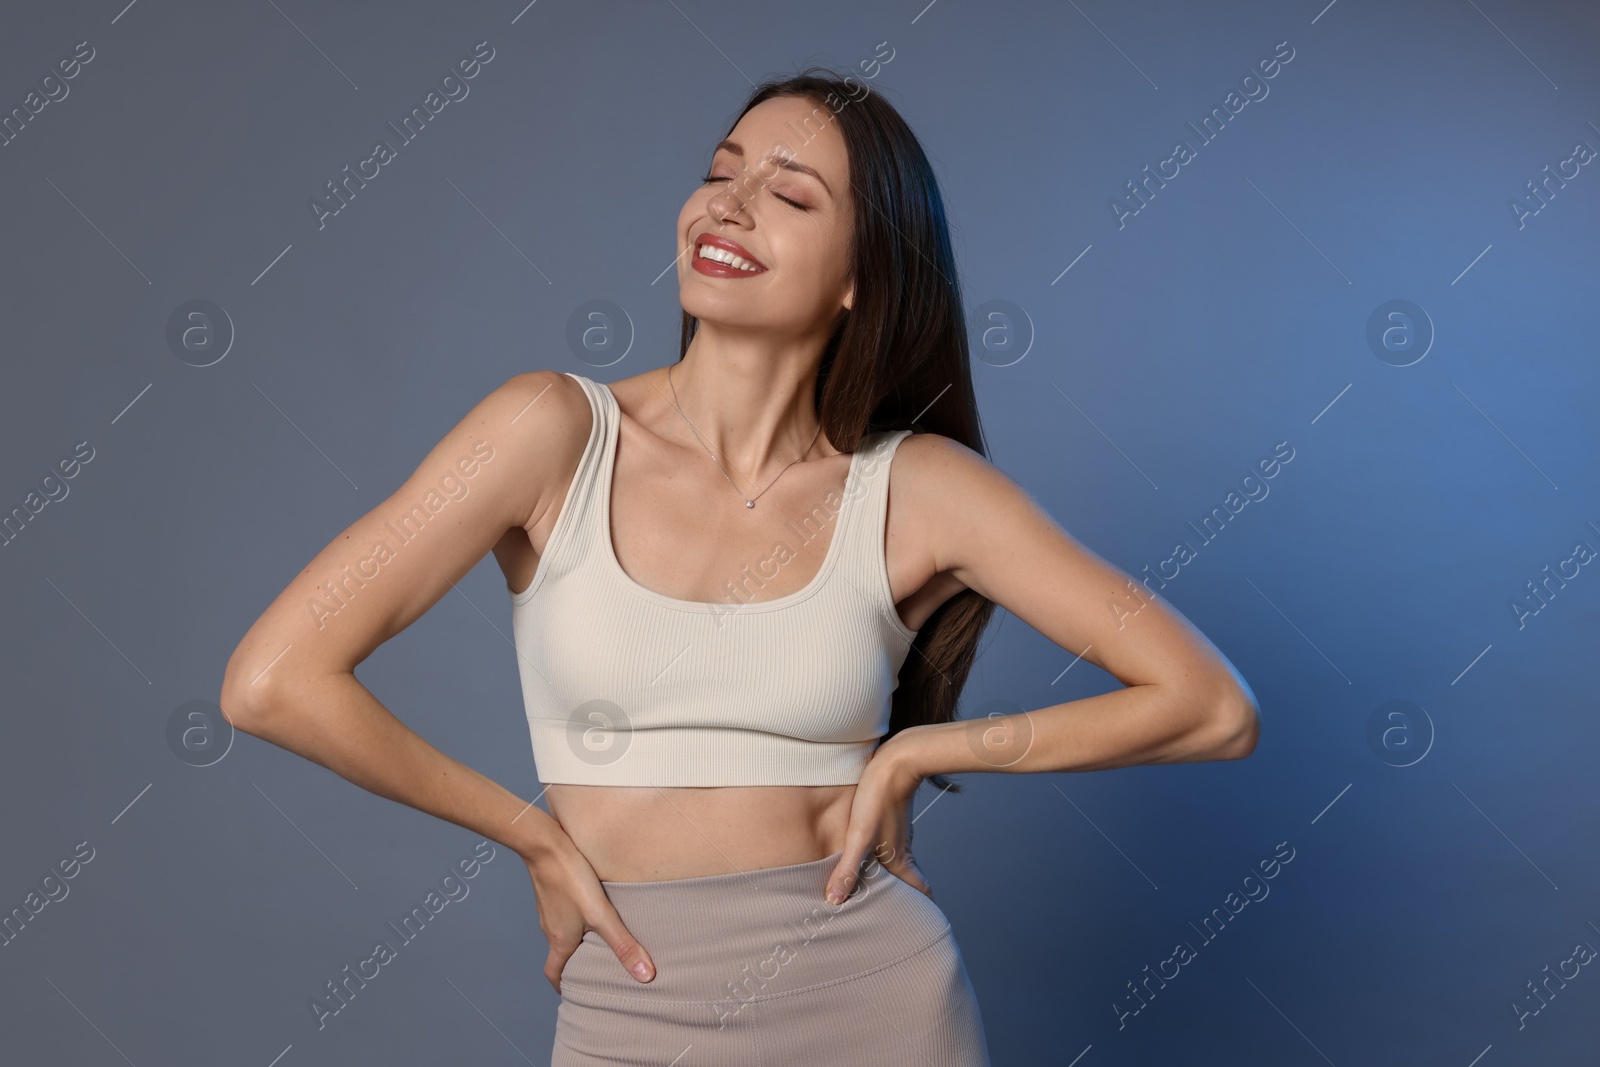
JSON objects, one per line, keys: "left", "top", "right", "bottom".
{"left": 1184, "top": 673, "right": 1258, "bottom": 762}
{"left": 1207, "top": 688, "right": 1260, "bottom": 761}
{"left": 218, "top": 660, "right": 280, "bottom": 737}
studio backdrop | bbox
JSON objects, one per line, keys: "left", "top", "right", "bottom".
{"left": 2, "top": 1, "right": 1597, "bottom": 1064}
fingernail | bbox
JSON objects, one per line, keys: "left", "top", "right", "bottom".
{"left": 632, "top": 961, "right": 652, "bottom": 980}
{"left": 826, "top": 884, "right": 843, "bottom": 904}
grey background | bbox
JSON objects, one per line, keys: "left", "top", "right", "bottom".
{"left": 3, "top": 0, "right": 1598, "bottom": 1063}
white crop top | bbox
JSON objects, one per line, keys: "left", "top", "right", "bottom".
{"left": 508, "top": 372, "right": 920, "bottom": 787}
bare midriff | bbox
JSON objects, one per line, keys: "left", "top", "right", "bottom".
{"left": 544, "top": 783, "right": 857, "bottom": 882}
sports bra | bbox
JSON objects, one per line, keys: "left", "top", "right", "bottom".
{"left": 508, "top": 371, "right": 920, "bottom": 787}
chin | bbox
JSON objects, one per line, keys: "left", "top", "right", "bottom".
{"left": 680, "top": 290, "right": 760, "bottom": 327}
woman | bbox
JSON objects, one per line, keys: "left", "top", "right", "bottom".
{"left": 221, "top": 70, "right": 1259, "bottom": 1064}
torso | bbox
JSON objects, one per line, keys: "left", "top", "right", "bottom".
{"left": 491, "top": 370, "right": 966, "bottom": 881}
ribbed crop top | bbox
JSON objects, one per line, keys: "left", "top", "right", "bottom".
{"left": 507, "top": 372, "right": 920, "bottom": 787}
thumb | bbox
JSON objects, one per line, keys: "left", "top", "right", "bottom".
{"left": 593, "top": 909, "right": 655, "bottom": 983}
{"left": 825, "top": 847, "right": 869, "bottom": 904}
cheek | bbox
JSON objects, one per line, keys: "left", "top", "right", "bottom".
{"left": 817, "top": 230, "right": 853, "bottom": 282}
{"left": 676, "top": 195, "right": 706, "bottom": 237}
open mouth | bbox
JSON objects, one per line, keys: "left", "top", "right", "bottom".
{"left": 693, "top": 234, "right": 767, "bottom": 274}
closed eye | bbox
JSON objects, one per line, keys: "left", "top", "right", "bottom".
{"left": 700, "top": 174, "right": 809, "bottom": 211}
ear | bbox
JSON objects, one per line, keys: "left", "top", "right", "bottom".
{"left": 842, "top": 280, "right": 854, "bottom": 312}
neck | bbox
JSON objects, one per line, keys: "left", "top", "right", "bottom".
{"left": 658, "top": 332, "right": 833, "bottom": 476}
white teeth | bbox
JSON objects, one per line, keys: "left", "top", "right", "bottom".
{"left": 697, "top": 244, "right": 761, "bottom": 271}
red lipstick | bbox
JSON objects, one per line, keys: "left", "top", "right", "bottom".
{"left": 692, "top": 232, "right": 768, "bottom": 276}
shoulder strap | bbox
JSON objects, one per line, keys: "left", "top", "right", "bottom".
{"left": 833, "top": 428, "right": 914, "bottom": 590}
{"left": 535, "top": 372, "right": 613, "bottom": 576}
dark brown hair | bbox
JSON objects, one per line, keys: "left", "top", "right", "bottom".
{"left": 680, "top": 68, "right": 996, "bottom": 794}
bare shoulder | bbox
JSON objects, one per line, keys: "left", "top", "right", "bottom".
{"left": 489, "top": 369, "right": 591, "bottom": 435}
{"left": 890, "top": 429, "right": 990, "bottom": 481}
{"left": 887, "top": 429, "right": 1066, "bottom": 597}
{"left": 879, "top": 430, "right": 1020, "bottom": 603}
{"left": 484, "top": 370, "right": 595, "bottom": 529}
{"left": 888, "top": 430, "right": 1024, "bottom": 524}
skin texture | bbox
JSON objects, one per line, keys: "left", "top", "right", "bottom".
{"left": 220, "top": 95, "right": 1259, "bottom": 995}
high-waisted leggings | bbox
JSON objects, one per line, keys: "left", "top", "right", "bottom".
{"left": 552, "top": 849, "right": 991, "bottom": 1065}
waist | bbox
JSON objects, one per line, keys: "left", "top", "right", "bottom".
{"left": 547, "top": 782, "right": 855, "bottom": 882}
{"left": 558, "top": 848, "right": 954, "bottom": 1007}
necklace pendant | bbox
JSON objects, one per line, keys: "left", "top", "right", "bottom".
{"left": 745, "top": 499, "right": 754, "bottom": 508}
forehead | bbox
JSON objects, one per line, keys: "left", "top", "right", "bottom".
{"left": 720, "top": 95, "right": 849, "bottom": 186}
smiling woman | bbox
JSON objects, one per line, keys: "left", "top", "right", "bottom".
{"left": 221, "top": 64, "right": 1256, "bottom": 1067}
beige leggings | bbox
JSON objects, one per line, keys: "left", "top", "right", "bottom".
{"left": 552, "top": 849, "right": 991, "bottom": 1065}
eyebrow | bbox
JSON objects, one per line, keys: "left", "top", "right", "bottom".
{"left": 712, "top": 139, "right": 834, "bottom": 199}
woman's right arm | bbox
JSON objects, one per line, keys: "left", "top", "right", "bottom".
{"left": 217, "top": 370, "right": 655, "bottom": 992}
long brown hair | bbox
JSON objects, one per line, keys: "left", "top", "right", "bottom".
{"left": 679, "top": 68, "right": 996, "bottom": 794}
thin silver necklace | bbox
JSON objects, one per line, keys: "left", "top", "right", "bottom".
{"left": 666, "top": 363, "right": 823, "bottom": 509}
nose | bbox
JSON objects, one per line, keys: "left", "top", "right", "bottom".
{"left": 706, "top": 183, "right": 748, "bottom": 226}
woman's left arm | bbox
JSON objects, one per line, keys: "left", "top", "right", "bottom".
{"left": 825, "top": 434, "right": 1260, "bottom": 903}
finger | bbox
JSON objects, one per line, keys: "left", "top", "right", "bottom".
{"left": 540, "top": 920, "right": 586, "bottom": 996}
{"left": 592, "top": 910, "right": 655, "bottom": 983}
{"left": 826, "top": 828, "right": 887, "bottom": 904}
{"left": 889, "top": 858, "right": 933, "bottom": 898}
{"left": 825, "top": 842, "right": 871, "bottom": 904}
{"left": 825, "top": 861, "right": 857, "bottom": 904}
{"left": 545, "top": 946, "right": 574, "bottom": 996}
